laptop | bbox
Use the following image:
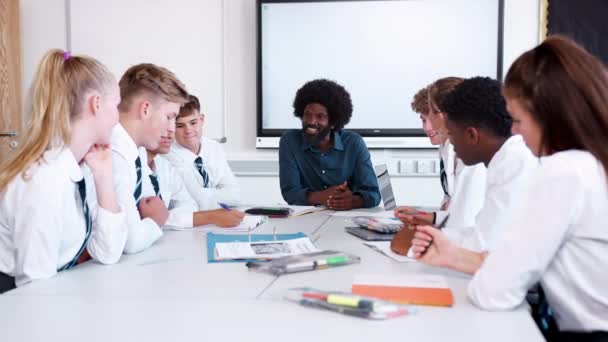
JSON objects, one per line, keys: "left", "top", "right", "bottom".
{"left": 374, "top": 164, "right": 396, "bottom": 210}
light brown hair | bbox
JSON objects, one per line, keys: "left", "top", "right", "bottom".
{"left": 0, "top": 49, "right": 114, "bottom": 192}
{"left": 504, "top": 35, "right": 608, "bottom": 174}
{"left": 118, "top": 63, "right": 188, "bottom": 112}
{"left": 177, "top": 94, "right": 202, "bottom": 119}
{"left": 411, "top": 86, "right": 429, "bottom": 114}
{"left": 428, "top": 77, "right": 464, "bottom": 113}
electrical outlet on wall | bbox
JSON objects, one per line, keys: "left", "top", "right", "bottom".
{"left": 417, "top": 159, "right": 436, "bottom": 174}
{"left": 399, "top": 159, "right": 417, "bottom": 174}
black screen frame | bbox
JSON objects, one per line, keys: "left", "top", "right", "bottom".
{"left": 256, "top": 0, "right": 505, "bottom": 141}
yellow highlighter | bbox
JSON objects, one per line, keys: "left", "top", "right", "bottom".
{"left": 327, "top": 294, "right": 399, "bottom": 313}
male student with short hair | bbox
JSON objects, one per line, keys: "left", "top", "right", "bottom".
{"left": 165, "top": 95, "right": 240, "bottom": 210}
{"left": 403, "top": 76, "right": 537, "bottom": 251}
{"left": 144, "top": 115, "right": 245, "bottom": 228}
{"left": 113, "top": 63, "right": 189, "bottom": 254}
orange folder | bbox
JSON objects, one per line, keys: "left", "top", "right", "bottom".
{"left": 352, "top": 274, "right": 454, "bottom": 307}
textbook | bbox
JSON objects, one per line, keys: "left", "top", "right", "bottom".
{"left": 352, "top": 274, "right": 454, "bottom": 307}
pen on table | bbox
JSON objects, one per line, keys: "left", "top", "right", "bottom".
{"left": 218, "top": 202, "right": 232, "bottom": 211}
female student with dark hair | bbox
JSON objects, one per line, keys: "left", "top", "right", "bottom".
{"left": 411, "top": 36, "right": 608, "bottom": 341}
{"left": 0, "top": 50, "right": 128, "bottom": 293}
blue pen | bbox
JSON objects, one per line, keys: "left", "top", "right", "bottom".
{"left": 218, "top": 202, "right": 232, "bottom": 211}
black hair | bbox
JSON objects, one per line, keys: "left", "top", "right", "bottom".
{"left": 442, "top": 76, "right": 512, "bottom": 138}
{"left": 293, "top": 79, "right": 353, "bottom": 130}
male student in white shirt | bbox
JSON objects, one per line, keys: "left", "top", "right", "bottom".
{"left": 399, "top": 76, "right": 536, "bottom": 251}
{"left": 164, "top": 95, "right": 240, "bottom": 209}
{"left": 144, "top": 116, "right": 245, "bottom": 228}
{"left": 396, "top": 78, "right": 487, "bottom": 230}
{"left": 112, "top": 63, "right": 189, "bottom": 254}
{"left": 442, "top": 76, "right": 536, "bottom": 250}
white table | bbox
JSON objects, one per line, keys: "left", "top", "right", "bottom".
{"left": 0, "top": 211, "right": 544, "bottom": 342}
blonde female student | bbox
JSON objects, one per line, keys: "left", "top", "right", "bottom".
{"left": 411, "top": 36, "right": 608, "bottom": 341}
{"left": 0, "top": 50, "right": 128, "bottom": 293}
{"left": 396, "top": 78, "right": 487, "bottom": 230}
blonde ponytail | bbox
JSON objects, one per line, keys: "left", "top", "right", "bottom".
{"left": 0, "top": 49, "right": 113, "bottom": 192}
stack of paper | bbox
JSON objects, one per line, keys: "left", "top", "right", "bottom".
{"left": 363, "top": 241, "right": 415, "bottom": 263}
{"left": 290, "top": 205, "right": 329, "bottom": 217}
{"left": 165, "top": 215, "right": 267, "bottom": 232}
{"left": 215, "top": 237, "right": 319, "bottom": 260}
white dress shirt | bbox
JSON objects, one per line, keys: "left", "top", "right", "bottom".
{"left": 164, "top": 136, "right": 240, "bottom": 210}
{"left": 468, "top": 150, "right": 608, "bottom": 332}
{"left": 111, "top": 124, "right": 162, "bottom": 254}
{"left": 435, "top": 140, "right": 487, "bottom": 230}
{"left": 0, "top": 147, "right": 127, "bottom": 286}
{"left": 448, "top": 135, "right": 537, "bottom": 251}
{"left": 145, "top": 155, "right": 198, "bottom": 228}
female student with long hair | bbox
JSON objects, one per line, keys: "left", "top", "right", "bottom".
{"left": 411, "top": 36, "right": 608, "bottom": 341}
{"left": 0, "top": 50, "right": 128, "bottom": 293}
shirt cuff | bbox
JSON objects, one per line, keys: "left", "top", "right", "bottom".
{"left": 88, "top": 206, "right": 128, "bottom": 264}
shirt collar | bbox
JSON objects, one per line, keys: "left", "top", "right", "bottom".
{"left": 300, "top": 130, "right": 344, "bottom": 151}
{"left": 43, "top": 147, "right": 83, "bottom": 182}
{"left": 171, "top": 141, "right": 202, "bottom": 162}
{"left": 111, "top": 123, "right": 140, "bottom": 163}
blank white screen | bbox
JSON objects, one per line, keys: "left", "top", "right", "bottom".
{"left": 261, "top": 0, "right": 499, "bottom": 131}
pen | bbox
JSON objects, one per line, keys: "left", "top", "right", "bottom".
{"left": 218, "top": 202, "right": 232, "bottom": 211}
{"left": 299, "top": 298, "right": 373, "bottom": 318}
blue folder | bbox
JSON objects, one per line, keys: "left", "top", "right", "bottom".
{"left": 206, "top": 232, "right": 307, "bottom": 263}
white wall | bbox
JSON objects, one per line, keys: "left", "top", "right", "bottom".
{"left": 19, "top": 0, "right": 540, "bottom": 206}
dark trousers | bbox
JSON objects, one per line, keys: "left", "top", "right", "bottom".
{"left": 528, "top": 284, "right": 607, "bottom": 342}
{"left": 0, "top": 272, "right": 16, "bottom": 294}
{"left": 555, "top": 331, "right": 608, "bottom": 342}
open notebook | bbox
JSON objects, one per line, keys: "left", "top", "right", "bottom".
{"left": 165, "top": 215, "right": 267, "bottom": 233}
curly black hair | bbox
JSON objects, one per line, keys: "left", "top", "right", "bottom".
{"left": 442, "top": 76, "right": 512, "bottom": 138}
{"left": 293, "top": 79, "right": 353, "bottom": 130}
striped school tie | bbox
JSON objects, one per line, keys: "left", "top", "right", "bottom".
{"left": 149, "top": 173, "right": 162, "bottom": 199}
{"left": 439, "top": 158, "right": 449, "bottom": 197}
{"left": 194, "top": 156, "right": 210, "bottom": 188}
{"left": 58, "top": 178, "right": 92, "bottom": 272}
{"left": 133, "top": 156, "right": 142, "bottom": 204}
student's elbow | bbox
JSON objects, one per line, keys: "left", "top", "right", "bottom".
{"left": 467, "top": 281, "right": 522, "bottom": 311}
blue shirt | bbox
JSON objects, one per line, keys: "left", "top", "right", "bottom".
{"left": 279, "top": 129, "right": 381, "bottom": 208}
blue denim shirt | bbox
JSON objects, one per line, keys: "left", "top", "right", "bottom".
{"left": 279, "top": 129, "right": 381, "bottom": 208}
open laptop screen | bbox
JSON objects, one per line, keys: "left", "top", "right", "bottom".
{"left": 374, "top": 164, "right": 396, "bottom": 210}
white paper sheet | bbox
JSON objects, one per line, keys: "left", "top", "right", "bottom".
{"left": 363, "top": 241, "right": 416, "bottom": 263}
{"left": 215, "top": 237, "right": 320, "bottom": 260}
{"left": 165, "top": 215, "right": 267, "bottom": 233}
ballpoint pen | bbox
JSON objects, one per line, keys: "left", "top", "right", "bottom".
{"left": 218, "top": 202, "right": 232, "bottom": 211}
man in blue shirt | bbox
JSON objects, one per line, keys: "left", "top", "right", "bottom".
{"left": 279, "top": 79, "right": 381, "bottom": 210}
